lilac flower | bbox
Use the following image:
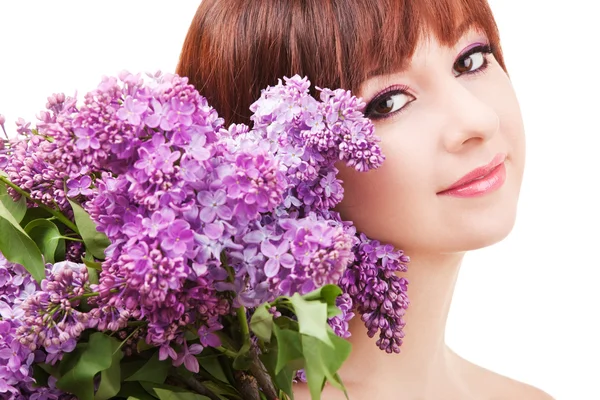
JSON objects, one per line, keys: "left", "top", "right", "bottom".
{"left": 328, "top": 293, "right": 354, "bottom": 339}
{"left": 338, "top": 234, "right": 410, "bottom": 354}
{"left": 0, "top": 255, "right": 74, "bottom": 398}
{"left": 16, "top": 263, "right": 90, "bottom": 355}
{"left": 197, "top": 190, "right": 232, "bottom": 222}
{"left": 161, "top": 220, "right": 194, "bottom": 256}
{"left": 144, "top": 98, "right": 173, "bottom": 131}
{"left": 123, "top": 242, "right": 153, "bottom": 275}
{"left": 179, "top": 155, "right": 206, "bottom": 183}
{"left": 2, "top": 69, "right": 411, "bottom": 387}
{"left": 116, "top": 96, "right": 148, "bottom": 125}
{"left": 66, "top": 175, "right": 93, "bottom": 197}
{"left": 159, "top": 343, "right": 177, "bottom": 361}
{"left": 260, "top": 240, "right": 295, "bottom": 277}
{"left": 15, "top": 118, "right": 31, "bottom": 135}
{"left": 0, "top": 155, "right": 7, "bottom": 170}
{"left": 167, "top": 97, "right": 195, "bottom": 127}
{"left": 134, "top": 136, "right": 181, "bottom": 176}
{"left": 142, "top": 209, "right": 175, "bottom": 238}
{"left": 187, "top": 133, "right": 211, "bottom": 161}
{"left": 173, "top": 342, "right": 203, "bottom": 373}
{"left": 73, "top": 127, "right": 100, "bottom": 150}
{"left": 198, "top": 322, "right": 222, "bottom": 347}
{"left": 0, "top": 114, "right": 7, "bottom": 140}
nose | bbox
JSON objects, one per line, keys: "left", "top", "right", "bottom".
{"left": 437, "top": 82, "right": 500, "bottom": 153}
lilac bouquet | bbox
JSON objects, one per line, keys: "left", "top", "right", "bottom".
{"left": 0, "top": 71, "right": 410, "bottom": 400}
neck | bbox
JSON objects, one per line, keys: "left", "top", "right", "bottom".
{"left": 339, "top": 251, "right": 466, "bottom": 396}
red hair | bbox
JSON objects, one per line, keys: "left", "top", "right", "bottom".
{"left": 176, "top": 0, "right": 505, "bottom": 125}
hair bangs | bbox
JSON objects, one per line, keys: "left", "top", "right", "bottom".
{"left": 177, "top": 0, "right": 505, "bottom": 125}
{"left": 338, "top": 0, "right": 505, "bottom": 91}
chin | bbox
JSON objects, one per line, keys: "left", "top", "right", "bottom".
{"left": 445, "top": 204, "right": 519, "bottom": 252}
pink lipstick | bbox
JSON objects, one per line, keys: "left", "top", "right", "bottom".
{"left": 437, "top": 153, "right": 507, "bottom": 198}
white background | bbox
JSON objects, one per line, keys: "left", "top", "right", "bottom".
{"left": 0, "top": 1, "right": 598, "bottom": 398}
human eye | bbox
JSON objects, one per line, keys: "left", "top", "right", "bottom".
{"left": 363, "top": 85, "right": 415, "bottom": 120}
{"left": 453, "top": 44, "right": 494, "bottom": 77}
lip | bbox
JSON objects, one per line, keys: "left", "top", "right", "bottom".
{"left": 437, "top": 153, "right": 507, "bottom": 197}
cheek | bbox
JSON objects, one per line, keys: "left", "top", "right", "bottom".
{"left": 335, "top": 130, "right": 436, "bottom": 249}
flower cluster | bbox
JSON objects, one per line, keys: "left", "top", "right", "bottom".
{"left": 0, "top": 72, "right": 411, "bottom": 396}
{"left": 0, "top": 254, "right": 73, "bottom": 399}
{"left": 339, "top": 235, "right": 410, "bottom": 353}
{"left": 17, "top": 262, "right": 90, "bottom": 360}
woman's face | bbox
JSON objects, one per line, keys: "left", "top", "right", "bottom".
{"left": 335, "top": 28, "right": 526, "bottom": 255}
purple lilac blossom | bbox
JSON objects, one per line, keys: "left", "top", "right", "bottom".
{"left": 16, "top": 262, "right": 90, "bottom": 359}
{"left": 339, "top": 233, "right": 410, "bottom": 354}
{"left": 0, "top": 253, "right": 72, "bottom": 398}
{"left": 2, "top": 71, "right": 410, "bottom": 388}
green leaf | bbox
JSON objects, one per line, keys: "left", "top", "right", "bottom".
{"left": 37, "top": 362, "right": 60, "bottom": 378}
{"left": 232, "top": 342, "right": 252, "bottom": 370}
{"left": 56, "top": 332, "right": 117, "bottom": 400}
{"left": 136, "top": 338, "right": 155, "bottom": 353}
{"left": 24, "top": 219, "right": 62, "bottom": 264}
{"left": 121, "top": 359, "right": 148, "bottom": 381}
{"left": 154, "top": 388, "right": 212, "bottom": 400}
{"left": 118, "top": 381, "right": 159, "bottom": 400}
{"left": 200, "top": 380, "right": 239, "bottom": 400}
{"left": 0, "top": 200, "right": 45, "bottom": 282}
{"left": 87, "top": 266, "right": 99, "bottom": 285}
{"left": 302, "top": 285, "right": 343, "bottom": 318}
{"left": 199, "top": 356, "right": 229, "bottom": 383}
{"left": 32, "top": 364, "right": 51, "bottom": 387}
{"left": 301, "top": 335, "right": 326, "bottom": 400}
{"left": 289, "top": 293, "right": 332, "bottom": 347}
{"left": 83, "top": 250, "right": 102, "bottom": 272}
{"left": 125, "top": 351, "right": 169, "bottom": 385}
{"left": 274, "top": 316, "right": 299, "bottom": 331}
{"left": 301, "top": 331, "right": 351, "bottom": 399}
{"left": 302, "top": 284, "right": 342, "bottom": 305}
{"left": 19, "top": 206, "right": 53, "bottom": 228}
{"left": 140, "top": 382, "right": 211, "bottom": 400}
{"left": 0, "top": 182, "right": 26, "bottom": 223}
{"left": 250, "top": 303, "right": 274, "bottom": 343}
{"left": 83, "top": 257, "right": 102, "bottom": 270}
{"left": 272, "top": 324, "right": 304, "bottom": 374}
{"left": 95, "top": 332, "right": 125, "bottom": 400}
{"left": 55, "top": 238, "right": 67, "bottom": 262}
{"left": 67, "top": 198, "right": 110, "bottom": 260}
{"left": 260, "top": 344, "right": 295, "bottom": 400}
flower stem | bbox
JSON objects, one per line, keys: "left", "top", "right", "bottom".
{"left": 234, "top": 371, "right": 261, "bottom": 400}
{"left": 57, "top": 236, "right": 84, "bottom": 242}
{"left": 127, "top": 320, "right": 147, "bottom": 328}
{"left": 114, "top": 325, "right": 142, "bottom": 354}
{"left": 248, "top": 349, "right": 279, "bottom": 400}
{"left": 237, "top": 306, "right": 251, "bottom": 346}
{"left": 69, "top": 288, "right": 118, "bottom": 302}
{"left": 0, "top": 175, "right": 79, "bottom": 233}
{"left": 69, "top": 291, "right": 100, "bottom": 301}
{"left": 214, "top": 346, "right": 238, "bottom": 358}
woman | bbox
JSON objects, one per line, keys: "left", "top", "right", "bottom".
{"left": 177, "top": 0, "right": 554, "bottom": 398}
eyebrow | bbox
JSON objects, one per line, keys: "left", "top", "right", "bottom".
{"left": 365, "top": 20, "right": 477, "bottom": 79}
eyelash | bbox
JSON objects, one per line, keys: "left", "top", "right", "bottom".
{"left": 363, "top": 44, "right": 495, "bottom": 121}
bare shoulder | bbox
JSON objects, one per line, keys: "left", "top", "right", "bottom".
{"left": 454, "top": 353, "right": 555, "bottom": 400}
